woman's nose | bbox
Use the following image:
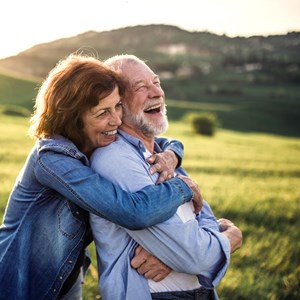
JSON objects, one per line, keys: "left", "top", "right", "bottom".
{"left": 110, "top": 110, "right": 122, "bottom": 126}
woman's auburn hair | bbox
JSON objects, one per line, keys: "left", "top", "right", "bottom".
{"left": 29, "top": 54, "right": 126, "bottom": 150}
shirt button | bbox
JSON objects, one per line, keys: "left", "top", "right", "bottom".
{"left": 68, "top": 260, "right": 73, "bottom": 264}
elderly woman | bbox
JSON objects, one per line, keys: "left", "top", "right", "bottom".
{"left": 0, "top": 54, "right": 201, "bottom": 300}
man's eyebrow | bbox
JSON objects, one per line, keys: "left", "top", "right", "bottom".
{"left": 132, "top": 76, "right": 160, "bottom": 88}
{"left": 132, "top": 80, "right": 144, "bottom": 87}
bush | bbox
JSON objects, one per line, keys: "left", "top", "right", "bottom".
{"left": 191, "top": 112, "right": 219, "bottom": 136}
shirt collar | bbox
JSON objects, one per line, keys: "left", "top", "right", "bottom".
{"left": 118, "top": 129, "right": 162, "bottom": 154}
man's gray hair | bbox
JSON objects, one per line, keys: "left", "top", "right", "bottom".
{"left": 104, "top": 54, "right": 146, "bottom": 74}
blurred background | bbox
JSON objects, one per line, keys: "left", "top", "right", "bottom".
{"left": 0, "top": 0, "right": 299, "bottom": 299}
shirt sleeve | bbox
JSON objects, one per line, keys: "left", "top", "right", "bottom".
{"left": 127, "top": 217, "right": 230, "bottom": 288}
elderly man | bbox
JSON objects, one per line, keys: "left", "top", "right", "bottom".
{"left": 90, "top": 55, "right": 242, "bottom": 300}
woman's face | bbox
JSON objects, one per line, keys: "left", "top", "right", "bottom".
{"left": 81, "top": 86, "right": 123, "bottom": 155}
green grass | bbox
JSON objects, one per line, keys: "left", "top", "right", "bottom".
{"left": 0, "top": 115, "right": 34, "bottom": 213}
{"left": 0, "top": 73, "right": 38, "bottom": 111}
{"left": 166, "top": 122, "right": 300, "bottom": 299}
{"left": 0, "top": 115, "right": 300, "bottom": 299}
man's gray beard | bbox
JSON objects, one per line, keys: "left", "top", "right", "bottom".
{"left": 123, "top": 105, "right": 168, "bottom": 137}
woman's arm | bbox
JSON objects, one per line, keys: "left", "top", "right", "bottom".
{"left": 36, "top": 151, "right": 193, "bottom": 230}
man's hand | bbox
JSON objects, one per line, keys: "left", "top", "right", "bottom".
{"left": 147, "top": 150, "right": 178, "bottom": 183}
{"left": 218, "top": 218, "right": 243, "bottom": 253}
{"left": 177, "top": 175, "right": 203, "bottom": 214}
{"left": 131, "top": 245, "right": 172, "bottom": 282}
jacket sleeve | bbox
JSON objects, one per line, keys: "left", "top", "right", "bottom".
{"left": 155, "top": 137, "right": 184, "bottom": 168}
{"left": 35, "top": 151, "right": 193, "bottom": 230}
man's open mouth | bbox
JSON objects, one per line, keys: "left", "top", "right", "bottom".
{"left": 144, "top": 104, "right": 161, "bottom": 114}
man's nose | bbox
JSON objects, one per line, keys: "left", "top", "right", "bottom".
{"left": 149, "top": 84, "right": 164, "bottom": 98}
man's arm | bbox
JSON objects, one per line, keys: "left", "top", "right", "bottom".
{"left": 126, "top": 215, "right": 230, "bottom": 287}
{"left": 131, "top": 220, "right": 242, "bottom": 282}
{"left": 91, "top": 145, "right": 230, "bottom": 287}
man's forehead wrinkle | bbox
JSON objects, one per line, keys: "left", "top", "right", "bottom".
{"left": 131, "top": 75, "right": 159, "bottom": 87}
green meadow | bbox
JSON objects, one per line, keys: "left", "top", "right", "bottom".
{"left": 0, "top": 114, "right": 299, "bottom": 299}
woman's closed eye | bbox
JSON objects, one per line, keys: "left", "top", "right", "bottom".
{"left": 116, "top": 101, "right": 123, "bottom": 110}
{"left": 96, "top": 110, "right": 109, "bottom": 118}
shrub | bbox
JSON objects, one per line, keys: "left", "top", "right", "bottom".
{"left": 191, "top": 112, "right": 219, "bottom": 136}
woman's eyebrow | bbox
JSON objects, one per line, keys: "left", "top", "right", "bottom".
{"left": 90, "top": 108, "right": 105, "bottom": 116}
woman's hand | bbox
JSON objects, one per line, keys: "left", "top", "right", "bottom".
{"left": 177, "top": 175, "right": 203, "bottom": 214}
{"left": 131, "top": 245, "right": 172, "bottom": 282}
{"left": 147, "top": 150, "right": 178, "bottom": 183}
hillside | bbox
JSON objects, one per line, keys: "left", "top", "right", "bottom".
{"left": 0, "top": 24, "right": 300, "bottom": 136}
{"left": 0, "top": 25, "right": 300, "bottom": 81}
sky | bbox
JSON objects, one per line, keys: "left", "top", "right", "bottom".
{"left": 1, "top": 0, "right": 300, "bottom": 59}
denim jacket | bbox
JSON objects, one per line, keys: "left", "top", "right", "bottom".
{"left": 0, "top": 135, "right": 191, "bottom": 300}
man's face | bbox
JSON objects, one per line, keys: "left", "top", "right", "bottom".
{"left": 122, "top": 62, "right": 168, "bottom": 137}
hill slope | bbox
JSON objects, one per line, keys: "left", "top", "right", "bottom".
{"left": 0, "top": 24, "right": 299, "bottom": 81}
{"left": 0, "top": 25, "right": 300, "bottom": 136}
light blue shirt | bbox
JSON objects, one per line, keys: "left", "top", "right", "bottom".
{"left": 90, "top": 131, "right": 231, "bottom": 300}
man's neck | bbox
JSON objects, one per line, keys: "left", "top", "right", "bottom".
{"left": 120, "top": 124, "right": 154, "bottom": 153}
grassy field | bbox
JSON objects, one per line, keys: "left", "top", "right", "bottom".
{"left": 0, "top": 115, "right": 299, "bottom": 299}
{"left": 0, "top": 73, "right": 38, "bottom": 111}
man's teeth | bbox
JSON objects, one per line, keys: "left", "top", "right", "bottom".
{"left": 144, "top": 104, "right": 161, "bottom": 112}
{"left": 103, "top": 130, "right": 117, "bottom": 136}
